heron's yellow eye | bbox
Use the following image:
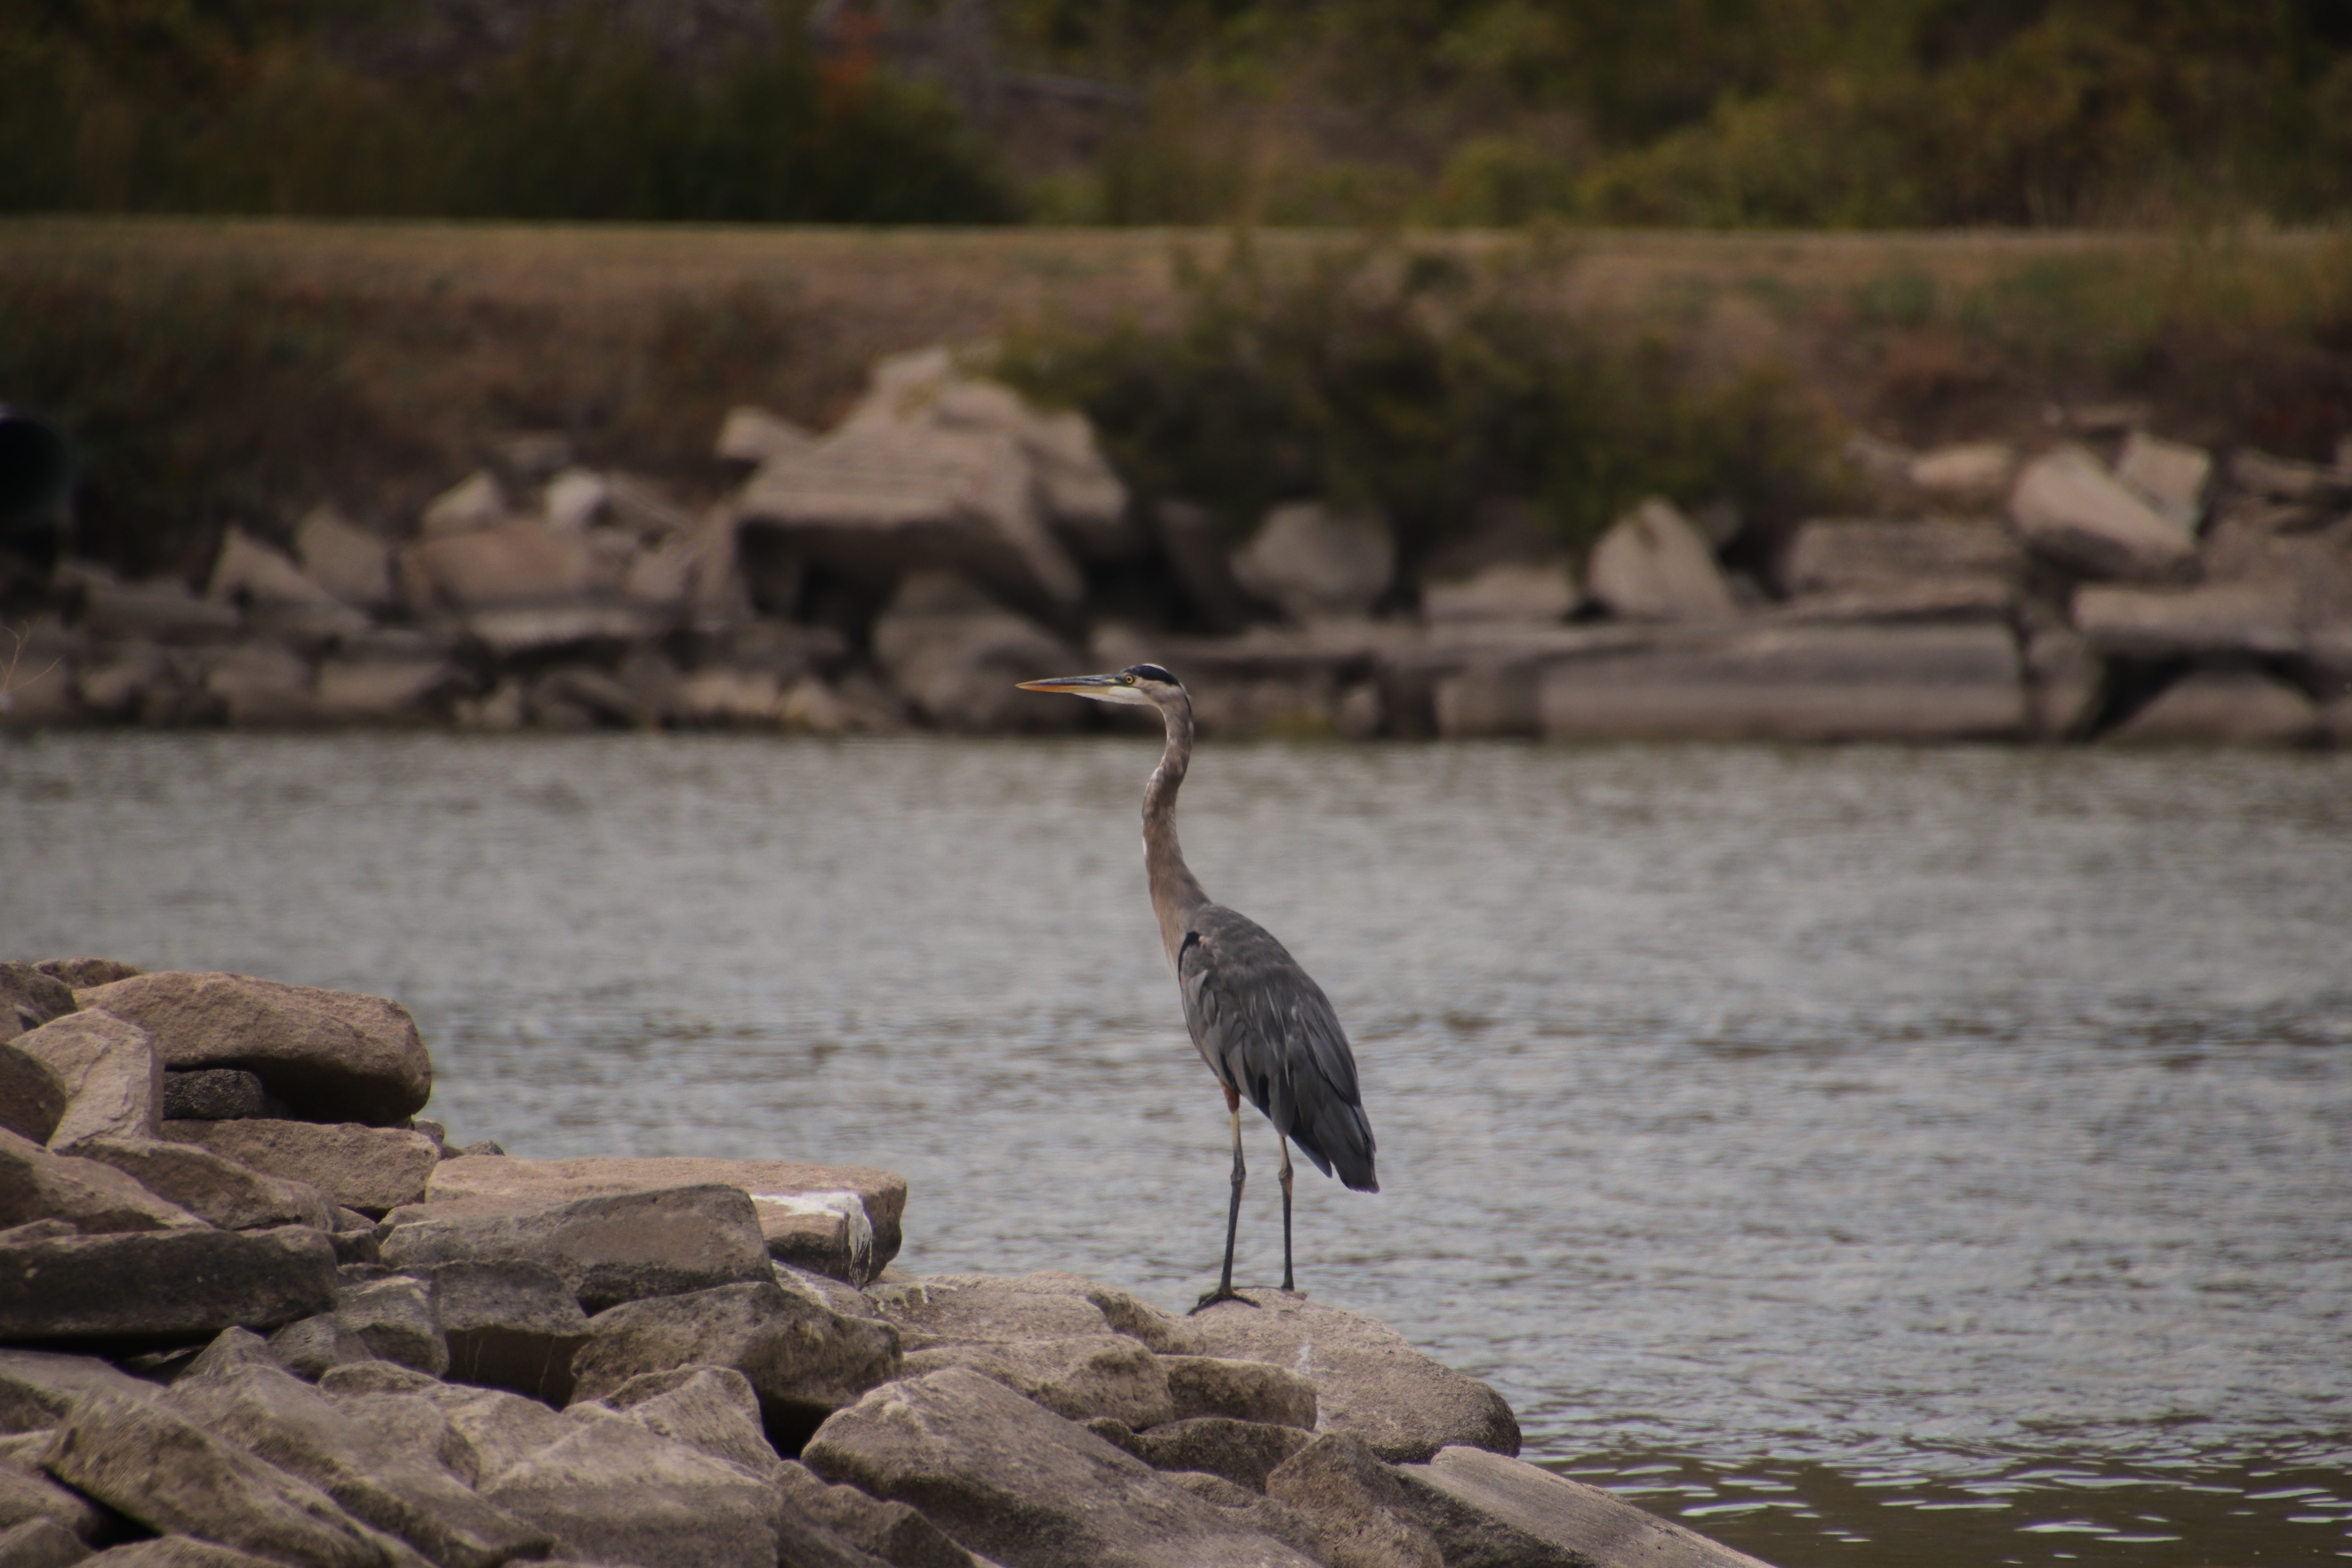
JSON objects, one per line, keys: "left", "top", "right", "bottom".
{"left": 1121, "top": 675, "right": 1136, "bottom": 684}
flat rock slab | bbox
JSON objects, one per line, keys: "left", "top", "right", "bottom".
{"left": 380, "top": 1185, "right": 774, "bottom": 1311}
{"left": 0, "top": 1128, "right": 205, "bottom": 1237}
{"left": 38, "top": 1392, "right": 385, "bottom": 1568}
{"left": 77, "top": 973, "right": 430, "bottom": 1127}
{"left": 8, "top": 1012, "right": 162, "bottom": 1151}
{"left": 804, "top": 1367, "right": 1319, "bottom": 1568}
{"left": 873, "top": 1272, "right": 1197, "bottom": 1352}
{"left": 1398, "top": 1446, "right": 1777, "bottom": 1568}
{"left": 0, "top": 1227, "right": 337, "bottom": 1343}
{"left": 66, "top": 1138, "right": 332, "bottom": 1232}
{"left": 1188, "top": 1295, "right": 1519, "bottom": 1464}
{"left": 426, "top": 1260, "right": 592, "bottom": 1405}
{"left": 481, "top": 1404, "right": 791, "bottom": 1568}
{"left": 160, "top": 1121, "right": 438, "bottom": 1217}
{"left": 0, "top": 1349, "right": 165, "bottom": 1432}
{"left": 425, "top": 1156, "right": 907, "bottom": 1284}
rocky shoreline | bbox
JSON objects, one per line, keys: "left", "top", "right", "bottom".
{"left": 0, "top": 957, "right": 1772, "bottom": 1568}
{"left": 8, "top": 345, "right": 2345, "bottom": 748}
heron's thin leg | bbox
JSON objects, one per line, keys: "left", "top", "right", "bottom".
{"left": 1194, "top": 1085, "right": 1256, "bottom": 1312}
{"left": 1278, "top": 1138, "right": 1296, "bottom": 1292}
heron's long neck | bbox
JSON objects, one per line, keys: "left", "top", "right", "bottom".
{"left": 1144, "top": 694, "right": 1210, "bottom": 965}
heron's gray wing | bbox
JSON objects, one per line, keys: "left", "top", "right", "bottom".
{"left": 1178, "top": 903, "right": 1378, "bottom": 1192}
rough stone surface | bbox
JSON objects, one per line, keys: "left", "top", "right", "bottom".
{"left": 1231, "top": 503, "right": 1395, "bottom": 623}
{"left": 208, "top": 530, "right": 368, "bottom": 641}
{"left": 479, "top": 1403, "right": 789, "bottom": 1568}
{"left": 805, "top": 1368, "right": 1320, "bottom": 1568}
{"left": 159, "top": 1070, "right": 274, "bottom": 1123}
{"left": 163, "top": 1362, "right": 555, "bottom": 1568}
{"left": 160, "top": 1122, "right": 438, "bottom": 1217}
{"left": 1189, "top": 1295, "right": 1520, "bottom": 1464}
{"left": 775, "top": 1460, "right": 985, "bottom": 1568}
{"left": 898, "top": 1335, "right": 1175, "bottom": 1429}
{"left": 1585, "top": 499, "right": 1739, "bottom": 621}
{"left": 0, "top": 1516, "right": 89, "bottom": 1567}
{"left": 569, "top": 1280, "right": 901, "bottom": 1449}
{"left": 426, "top": 1260, "right": 592, "bottom": 1405}
{"left": 424, "top": 1153, "right": 907, "bottom": 1284}
{"left": 1264, "top": 1432, "right": 1444, "bottom": 1568}
{"left": 268, "top": 1315, "right": 383, "bottom": 1381}
{"left": 591, "top": 1366, "right": 782, "bottom": 1483}
{"left": 872, "top": 1272, "right": 1182, "bottom": 1351}
{"left": 295, "top": 508, "right": 395, "bottom": 610}
{"left": 80, "top": 973, "right": 430, "bottom": 1126}
{"left": 83, "top": 1536, "right": 290, "bottom": 1566}
{"left": 1782, "top": 518, "right": 2023, "bottom": 599}
{"left": 2114, "top": 430, "right": 2213, "bottom": 533}
{"left": 0, "top": 1457, "right": 105, "bottom": 1543}
{"left": 1538, "top": 624, "right": 2025, "bottom": 741}
{"left": 8, "top": 1012, "right": 161, "bottom": 1151}
{"left": 330, "top": 1274, "right": 448, "bottom": 1377}
{"left": 2073, "top": 581, "right": 2303, "bottom": 657}
{"left": 2108, "top": 668, "right": 2319, "bottom": 744}
{"left": 1421, "top": 562, "right": 1575, "bottom": 625}
{"left": 31, "top": 962, "right": 139, "bottom": 991}
{"left": 313, "top": 661, "right": 457, "bottom": 723}
{"left": 381, "top": 1185, "right": 774, "bottom": 1310}
{"left": 65, "top": 1138, "right": 332, "bottom": 1232}
{"left": 873, "top": 573, "right": 1082, "bottom": 735}
{"left": 37, "top": 1393, "right": 384, "bottom": 1568}
{"left": 0, "top": 1227, "right": 337, "bottom": 1343}
{"left": 1165, "top": 1472, "right": 1328, "bottom": 1563}
{"left": 0, "top": 968, "right": 76, "bottom": 1040}
{"left": 0, "top": 1047, "right": 65, "bottom": 1147}
{"left": 1399, "top": 1445, "right": 1776, "bottom": 1568}
{"left": 0, "top": 1350, "right": 163, "bottom": 1433}
{"left": 0, "top": 1128, "right": 204, "bottom": 1236}
{"left": 2009, "top": 446, "right": 2197, "bottom": 578}
{"left": 181, "top": 1327, "right": 285, "bottom": 1381}
{"left": 1125, "top": 1417, "right": 1313, "bottom": 1493}
{"left": 1162, "top": 1356, "right": 1319, "bottom": 1430}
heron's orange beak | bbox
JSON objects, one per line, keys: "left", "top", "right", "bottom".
{"left": 1016, "top": 674, "right": 1124, "bottom": 694}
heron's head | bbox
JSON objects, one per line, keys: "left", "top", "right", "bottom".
{"left": 1017, "top": 664, "right": 1184, "bottom": 708}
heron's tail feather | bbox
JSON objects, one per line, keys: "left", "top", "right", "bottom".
{"left": 1292, "top": 1097, "right": 1379, "bottom": 1194}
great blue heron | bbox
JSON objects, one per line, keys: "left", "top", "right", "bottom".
{"left": 1017, "top": 664, "right": 1378, "bottom": 1310}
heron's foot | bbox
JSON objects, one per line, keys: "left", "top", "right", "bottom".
{"left": 1190, "top": 1287, "right": 1258, "bottom": 1314}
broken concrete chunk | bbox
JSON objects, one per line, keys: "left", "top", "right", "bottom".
{"left": 9, "top": 1012, "right": 161, "bottom": 1150}
{"left": 0, "top": 1227, "right": 336, "bottom": 1343}
{"left": 79, "top": 973, "right": 430, "bottom": 1127}
{"left": 1189, "top": 1294, "right": 1520, "bottom": 1464}
{"left": 381, "top": 1185, "right": 773, "bottom": 1311}
{"left": 159, "top": 1121, "right": 437, "bottom": 1217}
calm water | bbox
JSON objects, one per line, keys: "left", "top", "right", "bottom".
{"left": 5, "top": 732, "right": 2350, "bottom": 1568}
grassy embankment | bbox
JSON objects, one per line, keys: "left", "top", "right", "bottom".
{"left": 2, "top": 218, "right": 2348, "bottom": 582}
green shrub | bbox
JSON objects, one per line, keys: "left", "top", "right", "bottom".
{"left": 996, "top": 236, "right": 1851, "bottom": 562}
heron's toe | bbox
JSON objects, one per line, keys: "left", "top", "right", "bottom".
{"left": 1190, "top": 1287, "right": 1259, "bottom": 1315}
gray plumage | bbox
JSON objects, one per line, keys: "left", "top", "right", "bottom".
{"left": 1016, "top": 661, "right": 1377, "bottom": 1307}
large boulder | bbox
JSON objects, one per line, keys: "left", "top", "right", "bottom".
{"left": 202, "top": 644, "right": 317, "bottom": 726}
{"left": 900, "top": 1336, "right": 1175, "bottom": 1430}
{"left": 425, "top": 1260, "right": 593, "bottom": 1405}
{"left": 1116, "top": 1417, "right": 1312, "bottom": 1493}
{"left": 0, "top": 1226, "right": 337, "bottom": 1342}
{"left": 425, "top": 1154, "right": 907, "bottom": 1285}
{"left": 0, "top": 1045, "right": 65, "bottom": 1146}
{"left": 399, "top": 522, "right": 656, "bottom": 655}
{"left": 7, "top": 1012, "right": 160, "bottom": 1150}
{"left": 0, "top": 1128, "right": 204, "bottom": 1235}
{"left": 207, "top": 530, "right": 368, "bottom": 642}
{"left": 804, "top": 1367, "right": 1320, "bottom": 1568}
{"left": 294, "top": 509, "right": 395, "bottom": 612}
{"left": 775, "top": 1459, "right": 991, "bottom": 1568}
{"left": 0, "top": 1348, "right": 166, "bottom": 1431}
{"left": 1187, "top": 1295, "right": 1519, "bottom": 1465}
{"left": 874, "top": 1271, "right": 1201, "bottom": 1354}
{"left": 0, "top": 966, "right": 76, "bottom": 1040}
{"left": 568, "top": 1280, "right": 901, "bottom": 1450}
{"left": 1262, "top": 1432, "right": 1443, "bottom": 1568}
{"left": 1230, "top": 504, "right": 1394, "bottom": 624}
{"left": 37, "top": 1393, "right": 385, "bottom": 1568}
{"left": 1537, "top": 623, "right": 2025, "bottom": 741}
{"left": 379, "top": 1186, "right": 774, "bottom": 1310}
{"left": 871, "top": 573, "right": 1083, "bottom": 734}
{"left": 0, "top": 1461, "right": 105, "bottom": 1548}
{"left": 161, "top": 1122, "right": 438, "bottom": 1216}
{"left": 1393, "top": 1446, "right": 1776, "bottom": 1568}
{"left": 0, "top": 1517, "right": 90, "bottom": 1567}
{"left": 1780, "top": 518, "right": 2023, "bottom": 604}
{"left": 163, "top": 1362, "right": 555, "bottom": 1568}
{"left": 77, "top": 973, "right": 429, "bottom": 1127}
{"left": 2113, "top": 430, "right": 2213, "bottom": 533}
{"left": 1584, "top": 500, "right": 1738, "bottom": 622}
{"left": 62, "top": 1138, "right": 333, "bottom": 1232}
{"left": 2009, "top": 446, "right": 2196, "bottom": 578}
{"left": 2072, "top": 581, "right": 2303, "bottom": 658}
{"left": 588, "top": 1366, "right": 783, "bottom": 1484}
{"left": 1161, "top": 1356, "right": 1318, "bottom": 1430}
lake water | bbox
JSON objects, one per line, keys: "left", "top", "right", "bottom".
{"left": 5, "top": 731, "right": 2349, "bottom": 1568}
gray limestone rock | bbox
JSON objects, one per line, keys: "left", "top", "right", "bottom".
{"left": 0, "top": 1129, "right": 203, "bottom": 1237}
{"left": 775, "top": 1460, "right": 988, "bottom": 1568}
{"left": 1124, "top": 1417, "right": 1312, "bottom": 1493}
{"left": 36, "top": 1393, "right": 384, "bottom": 1568}
{"left": 80, "top": 1541, "right": 281, "bottom": 1568}
{"left": 803, "top": 1367, "right": 1319, "bottom": 1568}
{"left": 899, "top": 1336, "right": 1175, "bottom": 1429}
{"left": 590, "top": 1366, "right": 781, "bottom": 1483}
{"left": 1165, "top": 1472, "right": 1327, "bottom": 1563}
{"left": 895, "top": 1272, "right": 1203, "bottom": 1355}
{"left": 30, "top": 962, "right": 139, "bottom": 992}
{"left": 0, "top": 967, "right": 76, "bottom": 1041}
{"left": 62, "top": 1138, "right": 332, "bottom": 1233}
{"left": 1263, "top": 1432, "right": 1443, "bottom": 1568}
{"left": 1230, "top": 503, "right": 1394, "bottom": 624}
{"left": 0, "top": 1351, "right": 163, "bottom": 1434}
{"left": 163, "top": 1361, "right": 554, "bottom": 1568}
{"left": 331, "top": 1274, "right": 447, "bottom": 1377}
{"left": 159, "top": 1122, "right": 438, "bottom": 1217}
{"left": 381, "top": 1186, "right": 773, "bottom": 1311}
{"left": 0, "top": 1517, "right": 89, "bottom": 1568}
{"left": 426, "top": 1260, "right": 591, "bottom": 1405}
{"left": 76, "top": 974, "right": 430, "bottom": 1127}
{"left": 8, "top": 1013, "right": 160, "bottom": 1151}
{"left": 2107, "top": 666, "right": 2319, "bottom": 744}
{"left": 0, "top": 1227, "right": 337, "bottom": 1343}
{"left": 160, "top": 1071, "right": 274, "bottom": 1123}
{"left": 569, "top": 1280, "right": 901, "bottom": 1451}
{"left": 0, "top": 1048, "right": 65, "bottom": 1147}
{"left": 269, "top": 1314, "right": 384, "bottom": 1381}
{"left": 2010, "top": 446, "right": 2196, "bottom": 579}
{"left": 180, "top": 1328, "right": 285, "bottom": 1381}
{"left": 1189, "top": 1294, "right": 1519, "bottom": 1464}
{"left": 1161, "top": 1356, "right": 1318, "bottom": 1430}
{"left": 1584, "top": 500, "right": 1739, "bottom": 622}
{"left": 1395, "top": 1445, "right": 1775, "bottom": 1568}
{"left": 0, "top": 1458, "right": 105, "bottom": 1544}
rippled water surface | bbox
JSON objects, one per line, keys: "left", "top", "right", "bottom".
{"left": 6, "top": 732, "right": 2350, "bottom": 1567}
